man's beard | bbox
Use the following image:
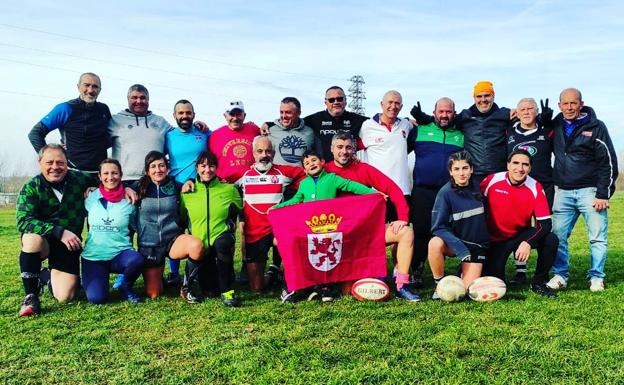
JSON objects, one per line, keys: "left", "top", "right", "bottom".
{"left": 177, "top": 118, "right": 193, "bottom": 130}
{"left": 255, "top": 159, "right": 273, "bottom": 172}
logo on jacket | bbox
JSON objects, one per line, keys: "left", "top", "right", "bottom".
{"left": 306, "top": 213, "right": 343, "bottom": 272}
{"left": 93, "top": 217, "right": 120, "bottom": 232}
{"left": 279, "top": 135, "right": 308, "bottom": 164}
{"left": 514, "top": 142, "right": 537, "bottom": 156}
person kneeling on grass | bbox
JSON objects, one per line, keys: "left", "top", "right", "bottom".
{"left": 16, "top": 144, "right": 99, "bottom": 316}
{"left": 81, "top": 159, "right": 144, "bottom": 304}
{"left": 481, "top": 149, "right": 558, "bottom": 298}
{"left": 131, "top": 151, "right": 204, "bottom": 302}
{"left": 272, "top": 149, "right": 380, "bottom": 303}
{"left": 179, "top": 151, "right": 243, "bottom": 307}
{"left": 428, "top": 151, "right": 489, "bottom": 300}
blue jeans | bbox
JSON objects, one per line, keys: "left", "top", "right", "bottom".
{"left": 81, "top": 249, "right": 144, "bottom": 304}
{"left": 551, "top": 187, "right": 608, "bottom": 281}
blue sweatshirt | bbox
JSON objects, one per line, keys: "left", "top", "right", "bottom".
{"left": 431, "top": 180, "right": 489, "bottom": 259}
{"left": 82, "top": 189, "right": 135, "bottom": 261}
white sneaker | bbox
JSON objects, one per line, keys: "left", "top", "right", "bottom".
{"left": 546, "top": 274, "right": 567, "bottom": 290}
{"left": 589, "top": 278, "right": 605, "bottom": 292}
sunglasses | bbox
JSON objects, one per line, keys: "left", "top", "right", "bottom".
{"left": 326, "top": 97, "right": 345, "bottom": 103}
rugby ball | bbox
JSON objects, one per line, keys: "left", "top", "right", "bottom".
{"left": 467, "top": 276, "right": 507, "bottom": 302}
{"left": 436, "top": 276, "right": 466, "bottom": 302}
{"left": 351, "top": 278, "right": 390, "bottom": 301}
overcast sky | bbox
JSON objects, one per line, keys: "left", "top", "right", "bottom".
{"left": 1, "top": 0, "right": 623, "bottom": 175}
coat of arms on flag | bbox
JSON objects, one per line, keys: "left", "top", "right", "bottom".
{"left": 306, "top": 214, "right": 343, "bottom": 272}
{"left": 268, "top": 194, "right": 387, "bottom": 291}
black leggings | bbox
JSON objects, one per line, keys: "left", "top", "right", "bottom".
{"left": 484, "top": 232, "right": 558, "bottom": 285}
{"left": 410, "top": 186, "right": 439, "bottom": 270}
{"left": 198, "top": 233, "right": 236, "bottom": 294}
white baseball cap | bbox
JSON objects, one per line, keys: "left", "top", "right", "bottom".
{"left": 225, "top": 100, "right": 245, "bottom": 114}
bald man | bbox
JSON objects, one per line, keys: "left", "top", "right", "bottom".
{"left": 547, "top": 88, "right": 618, "bottom": 293}
{"left": 358, "top": 90, "right": 412, "bottom": 223}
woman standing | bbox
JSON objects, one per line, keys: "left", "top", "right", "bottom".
{"left": 180, "top": 151, "right": 242, "bottom": 307}
{"left": 134, "top": 151, "right": 204, "bottom": 302}
{"left": 428, "top": 151, "right": 490, "bottom": 298}
{"left": 81, "top": 159, "right": 144, "bottom": 304}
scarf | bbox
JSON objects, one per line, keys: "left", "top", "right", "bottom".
{"left": 99, "top": 183, "right": 124, "bottom": 203}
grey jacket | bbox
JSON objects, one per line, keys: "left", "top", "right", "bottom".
{"left": 268, "top": 118, "right": 317, "bottom": 166}
{"left": 109, "top": 109, "right": 173, "bottom": 180}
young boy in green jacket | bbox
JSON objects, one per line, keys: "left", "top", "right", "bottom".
{"left": 273, "top": 150, "right": 378, "bottom": 208}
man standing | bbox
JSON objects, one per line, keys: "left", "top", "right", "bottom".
{"left": 358, "top": 90, "right": 412, "bottom": 221}
{"left": 407, "top": 97, "right": 463, "bottom": 286}
{"left": 304, "top": 86, "right": 368, "bottom": 161}
{"left": 263, "top": 86, "right": 368, "bottom": 161}
{"left": 109, "top": 84, "right": 174, "bottom": 182}
{"left": 16, "top": 144, "right": 97, "bottom": 316}
{"left": 481, "top": 149, "right": 558, "bottom": 298}
{"left": 325, "top": 131, "right": 420, "bottom": 301}
{"left": 547, "top": 88, "right": 618, "bottom": 292}
{"left": 28, "top": 73, "right": 111, "bottom": 173}
{"left": 235, "top": 136, "right": 305, "bottom": 292}
{"left": 209, "top": 100, "right": 260, "bottom": 183}
{"left": 165, "top": 100, "right": 210, "bottom": 185}
{"left": 268, "top": 97, "right": 316, "bottom": 167}
{"left": 412, "top": 81, "right": 510, "bottom": 185}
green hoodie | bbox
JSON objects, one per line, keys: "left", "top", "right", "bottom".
{"left": 274, "top": 170, "right": 376, "bottom": 209}
{"left": 180, "top": 178, "right": 242, "bottom": 247}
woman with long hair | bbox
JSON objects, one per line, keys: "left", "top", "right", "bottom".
{"left": 428, "top": 151, "right": 490, "bottom": 299}
{"left": 134, "top": 151, "right": 204, "bottom": 302}
{"left": 81, "top": 159, "right": 144, "bottom": 304}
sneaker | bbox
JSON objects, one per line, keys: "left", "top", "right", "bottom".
{"left": 431, "top": 290, "right": 441, "bottom": 301}
{"left": 546, "top": 274, "right": 567, "bottom": 290}
{"left": 118, "top": 285, "right": 141, "bottom": 304}
{"left": 166, "top": 272, "right": 181, "bottom": 287}
{"left": 281, "top": 289, "right": 302, "bottom": 304}
{"left": 319, "top": 286, "right": 335, "bottom": 303}
{"left": 531, "top": 283, "right": 557, "bottom": 298}
{"left": 307, "top": 289, "right": 320, "bottom": 301}
{"left": 263, "top": 265, "right": 280, "bottom": 288}
{"left": 510, "top": 272, "right": 527, "bottom": 285}
{"left": 38, "top": 268, "right": 51, "bottom": 296}
{"left": 589, "top": 278, "right": 605, "bottom": 292}
{"left": 180, "top": 287, "right": 201, "bottom": 304}
{"left": 112, "top": 274, "right": 125, "bottom": 290}
{"left": 221, "top": 290, "right": 240, "bottom": 307}
{"left": 396, "top": 286, "right": 422, "bottom": 302}
{"left": 19, "top": 294, "right": 41, "bottom": 317}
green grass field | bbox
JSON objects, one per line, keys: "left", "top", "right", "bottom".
{"left": 1, "top": 196, "right": 623, "bottom": 385}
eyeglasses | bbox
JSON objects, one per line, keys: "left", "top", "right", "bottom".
{"left": 326, "top": 97, "right": 345, "bottom": 103}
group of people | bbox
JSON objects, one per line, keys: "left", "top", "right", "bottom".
{"left": 16, "top": 72, "right": 618, "bottom": 316}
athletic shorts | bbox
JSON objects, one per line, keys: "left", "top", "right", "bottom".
{"left": 456, "top": 252, "right": 486, "bottom": 264}
{"left": 23, "top": 235, "right": 81, "bottom": 275}
{"left": 138, "top": 235, "right": 179, "bottom": 268}
{"left": 244, "top": 233, "right": 277, "bottom": 263}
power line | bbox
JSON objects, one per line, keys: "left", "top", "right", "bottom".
{"left": 0, "top": 23, "right": 345, "bottom": 81}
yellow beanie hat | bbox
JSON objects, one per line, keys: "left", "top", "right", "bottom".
{"left": 473, "top": 81, "right": 495, "bottom": 97}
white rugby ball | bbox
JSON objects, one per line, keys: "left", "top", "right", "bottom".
{"left": 467, "top": 276, "right": 507, "bottom": 302}
{"left": 351, "top": 278, "right": 390, "bottom": 301}
{"left": 436, "top": 276, "right": 466, "bottom": 302}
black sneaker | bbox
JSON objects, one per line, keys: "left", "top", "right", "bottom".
{"left": 19, "top": 293, "right": 41, "bottom": 317}
{"left": 511, "top": 272, "right": 527, "bottom": 285}
{"left": 180, "top": 286, "right": 201, "bottom": 304}
{"left": 237, "top": 265, "right": 249, "bottom": 284}
{"left": 319, "top": 286, "right": 335, "bottom": 303}
{"left": 263, "top": 264, "right": 280, "bottom": 288}
{"left": 221, "top": 290, "right": 240, "bottom": 307}
{"left": 166, "top": 272, "right": 181, "bottom": 287}
{"left": 531, "top": 283, "right": 557, "bottom": 298}
{"left": 281, "top": 289, "right": 302, "bottom": 304}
